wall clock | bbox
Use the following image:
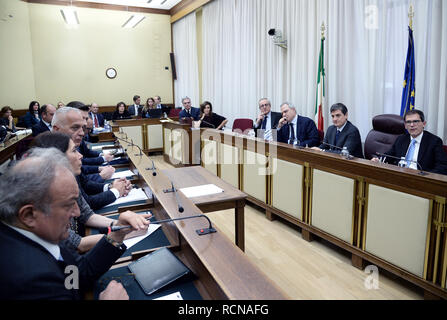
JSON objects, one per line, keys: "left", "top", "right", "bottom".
{"left": 106, "top": 68, "right": 117, "bottom": 79}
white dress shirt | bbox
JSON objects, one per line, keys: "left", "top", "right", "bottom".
{"left": 407, "top": 132, "right": 423, "bottom": 170}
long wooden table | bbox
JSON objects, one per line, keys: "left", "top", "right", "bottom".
{"left": 0, "top": 132, "right": 32, "bottom": 164}
{"left": 116, "top": 133, "right": 287, "bottom": 299}
{"left": 162, "top": 166, "right": 247, "bottom": 251}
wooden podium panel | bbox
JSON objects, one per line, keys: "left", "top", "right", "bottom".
{"left": 242, "top": 150, "right": 267, "bottom": 203}
{"left": 219, "top": 143, "right": 240, "bottom": 189}
{"left": 201, "top": 139, "right": 218, "bottom": 176}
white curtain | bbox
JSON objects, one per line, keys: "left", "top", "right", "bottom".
{"left": 198, "top": 0, "right": 447, "bottom": 141}
{"left": 172, "top": 12, "right": 200, "bottom": 109}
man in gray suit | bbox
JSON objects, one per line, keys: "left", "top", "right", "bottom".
{"left": 128, "top": 95, "right": 142, "bottom": 117}
{"left": 312, "top": 103, "right": 364, "bottom": 158}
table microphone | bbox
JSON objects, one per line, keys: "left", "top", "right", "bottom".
{"left": 375, "top": 152, "right": 427, "bottom": 176}
{"left": 115, "top": 135, "right": 144, "bottom": 157}
{"left": 98, "top": 214, "right": 217, "bottom": 236}
{"left": 146, "top": 159, "right": 157, "bottom": 176}
{"left": 164, "top": 181, "right": 184, "bottom": 213}
{"left": 201, "top": 119, "right": 216, "bottom": 129}
{"left": 320, "top": 142, "right": 353, "bottom": 159}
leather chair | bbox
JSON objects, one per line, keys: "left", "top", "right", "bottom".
{"left": 232, "top": 118, "right": 254, "bottom": 135}
{"left": 169, "top": 108, "right": 182, "bottom": 118}
{"left": 363, "top": 114, "right": 405, "bottom": 160}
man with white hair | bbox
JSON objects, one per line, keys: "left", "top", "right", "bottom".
{"left": 179, "top": 97, "right": 200, "bottom": 121}
{"left": 0, "top": 148, "right": 149, "bottom": 299}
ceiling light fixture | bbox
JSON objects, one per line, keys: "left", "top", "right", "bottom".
{"left": 122, "top": 14, "right": 145, "bottom": 28}
{"left": 60, "top": 8, "right": 79, "bottom": 25}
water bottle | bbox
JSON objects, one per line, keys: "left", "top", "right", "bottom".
{"left": 104, "top": 120, "right": 110, "bottom": 132}
{"left": 398, "top": 157, "right": 407, "bottom": 167}
{"left": 341, "top": 146, "right": 350, "bottom": 158}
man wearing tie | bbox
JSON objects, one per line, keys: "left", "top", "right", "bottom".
{"left": 128, "top": 95, "right": 142, "bottom": 117}
{"left": 276, "top": 102, "right": 320, "bottom": 148}
{"left": 372, "top": 109, "right": 447, "bottom": 175}
{"left": 179, "top": 97, "right": 200, "bottom": 121}
{"left": 253, "top": 98, "right": 282, "bottom": 141}
{"left": 313, "top": 103, "right": 363, "bottom": 158}
{"left": 32, "top": 104, "right": 56, "bottom": 137}
{"left": 154, "top": 96, "right": 163, "bottom": 109}
{"left": 89, "top": 103, "right": 104, "bottom": 129}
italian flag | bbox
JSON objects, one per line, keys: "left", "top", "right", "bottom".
{"left": 315, "top": 36, "right": 325, "bottom": 132}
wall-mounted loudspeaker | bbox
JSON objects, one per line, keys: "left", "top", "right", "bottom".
{"left": 170, "top": 53, "right": 177, "bottom": 80}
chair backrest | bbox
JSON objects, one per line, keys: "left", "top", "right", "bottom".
{"left": 364, "top": 114, "right": 405, "bottom": 160}
{"left": 443, "top": 145, "right": 447, "bottom": 156}
{"left": 169, "top": 108, "right": 181, "bottom": 117}
{"left": 15, "top": 135, "right": 35, "bottom": 160}
{"left": 318, "top": 129, "right": 324, "bottom": 144}
{"left": 232, "top": 118, "right": 254, "bottom": 135}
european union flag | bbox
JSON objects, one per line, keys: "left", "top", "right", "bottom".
{"left": 400, "top": 27, "right": 416, "bottom": 116}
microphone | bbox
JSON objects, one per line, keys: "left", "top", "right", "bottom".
{"left": 201, "top": 119, "right": 215, "bottom": 129}
{"left": 146, "top": 159, "right": 157, "bottom": 176}
{"left": 375, "top": 152, "right": 427, "bottom": 175}
{"left": 320, "top": 142, "right": 352, "bottom": 159}
{"left": 98, "top": 214, "right": 217, "bottom": 236}
{"left": 115, "top": 136, "right": 144, "bottom": 157}
{"left": 164, "top": 181, "right": 184, "bottom": 213}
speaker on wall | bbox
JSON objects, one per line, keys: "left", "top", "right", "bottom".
{"left": 170, "top": 53, "right": 177, "bottom": 80}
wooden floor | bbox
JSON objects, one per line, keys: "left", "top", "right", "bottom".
{"left": 154, "top": 155, "right": 424, "bottom": 300}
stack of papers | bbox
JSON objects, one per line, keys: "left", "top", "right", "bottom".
{"left": 104, "top": 188, "right": 148, "bottom": 208}
{"left": 179, "top": 184, "right": 224, "bottom": 198}
{"left": 111, "top": 170, "right": 135, "bottom": 179}
{"left": 123, "top": 224, "right": 161, "bottom": 249}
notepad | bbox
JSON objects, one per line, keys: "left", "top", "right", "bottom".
{"left": 179, "top": 184, "right": 224, "bottom": 198}
{"left": 153, "top": 291, "right": 183, "bottom": 300}
{"left": 128, "top": 247, "right": 191, "bottom": 296}
{"left": 104, "top": 188, "right": 148, "bottom": 208}
{"left": 123, "top": 223, "right": 161, "bottom": 249}
{"left": 110, "top": 170, "right": 135, "bottom": 179}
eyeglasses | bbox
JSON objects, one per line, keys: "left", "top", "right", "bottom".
{"left": 405, "top": 120, "right": 422, "bottom": 125}
{"left": 259, "top": 104, "right": 270, "bottom": 109}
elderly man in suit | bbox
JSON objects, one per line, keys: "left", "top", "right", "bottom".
{"left": 372, "top": 109, "right": 447, "bottom": 174}
{"left": 253, "top": 98, "right": 282, "bottom": 141}
{"left": 32, "top": 104, "right": 56, "bottom": 137}
{"left": 312, "top": 103, "right": 364, "bottom": 158}
{"left": 89, "top": 103, "right": 104, "bottom": 129}
{"left": 179, "top": 96, "right": 200, "bottom": 121}
{"left": 276, "top": 102, "right": 320, "bottom": 148}
{"left": 128, "top": 95, "right": 142, "bottom": 117}
{"left": 0, "top": 148, "right": 150, "bottom": 299}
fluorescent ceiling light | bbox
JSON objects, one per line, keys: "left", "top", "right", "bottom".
{"left": 122, "top": 14, "right": 145, "bottom": 28}
{"left": 60, "top": 8, "right": 79, "bottom": 25}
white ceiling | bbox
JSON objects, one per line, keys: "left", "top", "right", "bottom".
{"left": 77, "top": 0, "right": 182, "bottom": 10}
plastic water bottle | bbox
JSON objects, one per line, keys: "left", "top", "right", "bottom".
{"left": 341, "top": 146, "right": 350, "bottom": 158}
{"left": 398, "top": 157, "right": 407, "bottom": 167}
{"left": 104, "top": 120, "right": 110, "bottom": 132}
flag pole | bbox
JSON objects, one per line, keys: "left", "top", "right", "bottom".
{"left": 320, "top": 22, "right": 325, "bottom": 106}
{"left": 409, "top": 4, "right": 414, "bottom": 31}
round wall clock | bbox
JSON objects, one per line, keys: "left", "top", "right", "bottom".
{"left": 106, "top": 68, "right": 117, "bottom": 79}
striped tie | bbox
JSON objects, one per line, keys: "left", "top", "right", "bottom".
{"left": 264, "top": 129, "right": 272, "bottom": 141}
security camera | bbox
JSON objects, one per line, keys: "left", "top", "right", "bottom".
{"left": 268, "top": 28, "right": 287, "bottom": 49}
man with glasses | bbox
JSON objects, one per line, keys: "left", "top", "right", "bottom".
{"left": 372, "top": 109, "right": 447, "bottom": 175}
{"left": 253, "top": 98, "right": 282, "bottom": 141}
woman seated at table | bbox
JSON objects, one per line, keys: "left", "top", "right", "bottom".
{"left": 142, "top": 97, "right": 155, "bottom": 118}
{"left": 0, "top": 106, "right": 21, "bottom": 132}
{"left": 22, "top": 100, "right": 41, "bottom": 128}
{"left": 112, "top": 102, "right": 131, "bottom": 120}
{"left": 198, "top": 101, "right": 228, "bottom": 130}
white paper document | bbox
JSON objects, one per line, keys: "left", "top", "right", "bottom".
{"left": 15, "top": 129, "right": 32, "bottom": 135}
{"left": 104, "top": 188, "right": 148, "bottom": 208}
{"left": 91, "top": 144, "right": 114, "bottom": 151}
{"left": 179, "top": 184, "right": 224, "bottom": 198}
{"left": 111, "top": 170, "right": 135, "bottom": 179}
{"left": 123, "top": 223, "right": 161, "bottom": 249}
{"left": 153, "top": 291, "right": 183, "bottom": 300}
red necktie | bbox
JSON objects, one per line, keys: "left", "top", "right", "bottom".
{"left": 94, "top": 115, "right": 99, "bottom": 127}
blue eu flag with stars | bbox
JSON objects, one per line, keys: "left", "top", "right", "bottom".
{"left": 400, "top": 27, "right": 416, "bottom": 117}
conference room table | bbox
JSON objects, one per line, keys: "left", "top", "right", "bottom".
{"left": 0, "top": 131, "right": 31, "bottom": 165}
{"left": 102, "top": 133, "right": 287, "bottom": 300}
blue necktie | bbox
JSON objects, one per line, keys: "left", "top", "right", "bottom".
{"left": 335, "top": 130, "right": 341, "bottom": 145}
{"left": 261, "top": 116, "right": 268, "bottom": 130}
{"left": 405, "top": 139, "right": 416, "bottom": 167}
{"left": 289, "top": 123, "right": 295, "bottom": 144}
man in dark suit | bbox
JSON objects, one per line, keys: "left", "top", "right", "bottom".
{"left": 313, "top": 103, "right": 364, "bottom": 158}
{"left": 155, "top": 95, "right": 171, "bottom": 116}
{"left": 0, "top": 151, "right": 149, "bottom": 299}
{"left": 276, "top": 102, "right": 320, "bottom": 147}
{"left": 372, "top": 109, "right": 447, "bottom": 175}
{"left": 32, "top": 104, "right": 56, "bottom": 137}
{"left": 179, "top": 96, "right": 200, "bottom": 121}
{"left": 253, "top": 98, "right": 282, "bottom": 141}
{"left": 89, "top": 102, "right": 104, "bottom": 129}
{"left": 128, "top": 95, "right": 143, "bottom": 117}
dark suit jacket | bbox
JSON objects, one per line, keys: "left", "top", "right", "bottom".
{"left": 128, "top": 105, "right": 142, "bottom": 117}
{"left": 77, "top": 174, "right": 116, "bottom": 210}
{"left": 253, "top": 111, "right": 282, "bottom": 138}
{"left": 112, "top": 110, "right": 132, "bottom": 121}
{"left": 90, "top": 112, "right": 104, "bottom": 127}
{"left": 79, "top": 140, "right": 104, "bottom": 166}
{"left": 179, "top": 107, "right": 201, "bottom": 121}
{"left": 277, "top": 115, "right": 320, "bottom": 147}
{"left": 22, "top": 111, "right": 40, "bottom": 128}
{"left": 0, "top": 222, "right": 125, "bottom": 300}
{"left": 320, "top": 121, "right": 364, "bottom": 158}
{"left": 384, "top": 131, "right": 447, "bottom": 175}
{"left": 32, "top": 120, "right": 51, "bottom": 137}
